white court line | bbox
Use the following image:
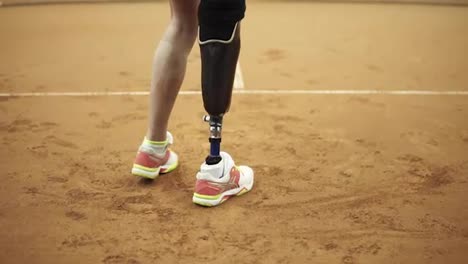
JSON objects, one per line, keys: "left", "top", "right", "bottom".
{"left": 1, "top": 90, "right": 468, "bottom": 97}
{"left": 233, "top": 61, "right": 245, "bottom": 89}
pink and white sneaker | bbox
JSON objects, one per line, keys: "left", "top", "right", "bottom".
{"left": 131, "top": 132, "right": 178, "bottom": 179}
{"left": 193, "top": 152, "right": 254, "bottom": 207}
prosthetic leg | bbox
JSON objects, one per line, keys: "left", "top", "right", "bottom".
{"left": 198, "top": 0, "right": 244, "bottom": 165}
{"left": 201, "top": 25, "right": 240, "bottom": 164}
{"left": 192, "top": 0, "right": 254, "bottom": 206}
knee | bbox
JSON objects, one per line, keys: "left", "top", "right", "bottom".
{"left": 170, "top": 9, "right": 198, "bottom": 44}
{"left": 169, "top": 0, "right": 199, "bottom": 36}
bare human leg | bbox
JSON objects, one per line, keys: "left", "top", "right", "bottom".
{"left": 146, "top": 0, "right": 200, "bottom": 141}
{"left": 132, "top": 0, "right": 199, "bottom": 179}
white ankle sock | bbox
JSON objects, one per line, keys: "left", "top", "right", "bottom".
{"left": 139, "top": 137, "right": 167, "bottom": 157}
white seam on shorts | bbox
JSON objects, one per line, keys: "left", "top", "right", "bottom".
{"left": 198, "top": 22, "right": 238, "bottom": 45}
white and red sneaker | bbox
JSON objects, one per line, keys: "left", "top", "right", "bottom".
{"left": 193, "top": 152, "right": 254, "bottom": 207}
{"left": 131, "top": 132, "right": 178, "bottom": 179}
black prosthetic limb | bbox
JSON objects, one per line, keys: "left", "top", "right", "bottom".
{"left": 200, "top": 27, "right": 240, "bottom": 164}
{"left": 198, "top": 0, "right": 244, "bottom": 165}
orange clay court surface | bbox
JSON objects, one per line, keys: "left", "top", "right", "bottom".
{"left": 1, "top": 1, "right": 468, "bottom": 264}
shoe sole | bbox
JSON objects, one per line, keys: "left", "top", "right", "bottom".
{"left": 192, "top": 176, "right": 254, "bottom": 207}
{"left": 131, "top": 160, "right": 178, "bottom": 180}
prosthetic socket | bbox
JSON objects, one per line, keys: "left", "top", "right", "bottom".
{"left": 199, "top": 24, "right": 241, "bottom": 164}
{"left": 199, "top": 0, "right": 244, "bottom": 164}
